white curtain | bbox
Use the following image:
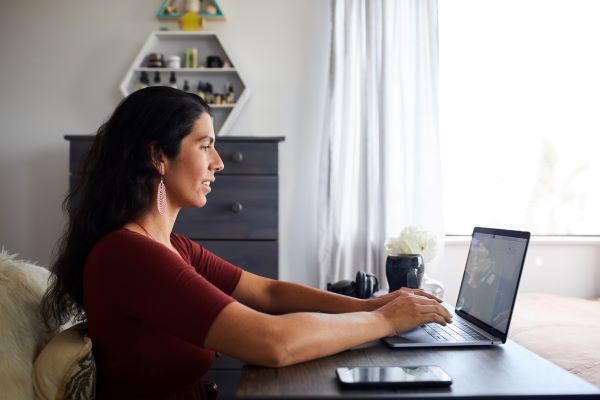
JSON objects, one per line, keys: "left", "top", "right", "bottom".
{"left": 318, "top": 0, "right": 443, "bottom": 289}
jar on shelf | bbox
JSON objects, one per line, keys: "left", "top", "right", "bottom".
{"left": 206, "top": 55, "right": 223, "bottom": 68}
{"left": 167, "top": 56, "right": 181, "bottom": 69}
{"left": 147, "top": 53, "right": 164, "bottom": 68}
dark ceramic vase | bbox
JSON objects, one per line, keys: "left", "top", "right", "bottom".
{"left": 385, "top": 254, "right": 425, "bottom": 292}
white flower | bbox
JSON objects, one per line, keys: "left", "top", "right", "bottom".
{"left": 386, "top": 225, "right": 438, "bottom": 263}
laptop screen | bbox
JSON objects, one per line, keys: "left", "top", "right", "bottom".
{"left": 455, "top": 230, "right": 529, "bottom": 335}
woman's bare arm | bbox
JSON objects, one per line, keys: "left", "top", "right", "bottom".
{"left": 231, "top": 270, "right": 441, "bottom": 314}
{"left": 204, "top": 292, "right": 452, "bottom": 367}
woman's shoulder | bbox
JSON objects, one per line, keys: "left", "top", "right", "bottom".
{"left": 87, "top": 229, "right": 188, "bottom": 276}
{"left": 89, "top": 228, "right": 163, "bottom": 261}
{"left": 170, "top": 232, "right": 204, "bottom": 258}
{"left": 170, "top": 231, "right": 195, "bottom": 248}
{"left": 96, "top": 228, "right": 148, "bottom": 246}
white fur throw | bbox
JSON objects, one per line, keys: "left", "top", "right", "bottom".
{"left": 0, "top": 250, "right": 52, "bottom": 400}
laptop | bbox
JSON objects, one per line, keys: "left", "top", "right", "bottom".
{"left": 384, "top": 227, "right": 530, "bottom": 348}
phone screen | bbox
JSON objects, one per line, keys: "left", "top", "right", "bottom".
{"left": 336, "top": 366, "right": 452, "bottom": 388}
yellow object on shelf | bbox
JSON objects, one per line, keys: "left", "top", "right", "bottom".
{"left": 157, "top": 0, "right": 225, "bottom": 21}
{"left": 179, "top": 11, "right": 203, "bottom": 31}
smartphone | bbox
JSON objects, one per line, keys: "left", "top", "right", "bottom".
{"left": 336, "top": 365, "right": 452, "bottom": 388}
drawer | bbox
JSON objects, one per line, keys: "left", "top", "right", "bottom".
{"left": 203, "top": 370, "right": 241, "bottom": 400}
{"left": 215, "top": 141, "right": 278, "bottom": 175}
{"left": 68, "top": 139, "right": 279, "bottom": 176}
{"left": 198, "top": 240, "right": 278, "bottom": 279}
{"left": 68, "top": 139, "right": 278, "bottom": 175}
{"left": 175, "top": 176, "right": 278, "bottom": 240}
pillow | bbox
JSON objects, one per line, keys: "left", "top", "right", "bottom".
{"left": 33, "top": 322, "right": 96, "bottom": 400}
{"left": 0, "top": 250, "right": 52, "bottom": 399}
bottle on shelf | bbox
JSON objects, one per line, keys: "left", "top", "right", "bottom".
{"left": 169, "top": 72, "right": 178, "bottom": 89}
{"left": 226, "top": 84, "right": 235, "bottom": 104}
{"left": 214, "top": 93, "right": 222, "bottom": 105}
{"left": 191, "top": 48, "right": 198, "bottom": 68}
{"left": 137, "top": 72, "right": 150, "bottom": 91}
{"left": 153, "top": 71, "right": 162, "bottom": 86}
{"left": 205, "top": 82, "right": 214, "bottom": 104}
{"left": 197, "top": 81, "right": 206, "bottom": 100}
{"left": 183, "top": 80, "right": 191, "bottom": 93}
{"left": 184, "top": 48, "right": 199, "bottom": 68}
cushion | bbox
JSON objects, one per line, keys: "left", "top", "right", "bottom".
{"left": 0, "top": 250, "right": 52, "bottom": 399}
{"left": 33, "top": 322, "right": 96, "bottom": 400}
{"left": 510, "top": 292, "right": 600, "bottom": 387}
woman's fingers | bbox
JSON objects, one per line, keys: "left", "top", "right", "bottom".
{"left": 379, "top": 294, "right": 453, "bottom": 335}
{"left": 410, "top": 288, "right": 442, "bottom": 302}
{"left": 408, "top": 297, "right": 453, "bottom": 323}
{"left": 416, "top": 303, "right": 453, "bottom": 323}
{"left": 395, "top": 287, "right": 442, "bottom": 302}
{"left": 420, "top": 313, "right": 449, "bottom": 326}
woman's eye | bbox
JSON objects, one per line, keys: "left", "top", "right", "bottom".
{"left": 201, "top": 146, "right": 211, "bottom": 152}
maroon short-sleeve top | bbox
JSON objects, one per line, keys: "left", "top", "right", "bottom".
{"left": 83, "top": 229, "right": 242, "bottom": 399}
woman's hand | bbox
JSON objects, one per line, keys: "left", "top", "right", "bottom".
{"left": 365, "top": 287, "right": 442, "bottom": 311}
{"left": 375, "top": 291, "right": 453, "bottom": 336}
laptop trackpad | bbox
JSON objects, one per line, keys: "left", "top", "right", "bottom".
{"left": 387, "top": 326, "right": 435, "bottom": 345}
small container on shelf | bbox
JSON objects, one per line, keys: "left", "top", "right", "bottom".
{"left": 226, "top": 84, "right": 235, "bottom": 104}
{"left": 205, "top": 82, "right": 214, "bottom": 103}
{"left": 167, "top": 55, "right": 181, "bottom": 69}
{"left": 147, "top": 53, "right": 165, "bottom": 68}
{"left": 206, "top": 55, "right": 223, "bottom": 68}
{"left": 153, "top": 71, "right": 162, "bottom": 86}
{"left": 169, "top": 72, "right": 178, "bottom": 89}
{"left": 197, "top": 81, "right": 206, "bottom": 100}
{"left": 137, "top": 71, "right": 150, "bottom": 91}
{"left": 183, "top": 80, "right": 191, "bottom": 93}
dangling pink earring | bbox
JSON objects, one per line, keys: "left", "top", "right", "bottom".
{"left": 157, "top": 176, "right": 167, "bottom": 216}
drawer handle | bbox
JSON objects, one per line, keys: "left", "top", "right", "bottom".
{"left": 231, "top": 202, "right": 243, "bottom": 213}
{"left": 231, "top": 151, "right": 244, "bottom": 163}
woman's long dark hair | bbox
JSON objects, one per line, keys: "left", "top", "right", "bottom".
{"left": 41, "top": 87, "right": 211, "bottom": 329}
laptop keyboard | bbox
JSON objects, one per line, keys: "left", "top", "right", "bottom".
{"left": 421, "top": 319, "right": 490, "bottom": 342}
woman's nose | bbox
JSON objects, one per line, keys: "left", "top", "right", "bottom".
{"left": 212, "top": 148, "right": 224, "bottom": 172}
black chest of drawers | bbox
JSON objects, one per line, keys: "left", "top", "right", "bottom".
{"left": 66, "top": 135, "right": 284, "bottom": 399}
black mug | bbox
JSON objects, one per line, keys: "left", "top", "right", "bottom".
{"left": 386, "top": 254, "right": 424, "bottom": 292}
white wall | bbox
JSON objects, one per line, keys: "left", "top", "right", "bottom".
{"left": 0, "top": 0, "right": 329, "bottom": 286}
{"left": 2, "top": 1, "right": 599, "bottom": 297}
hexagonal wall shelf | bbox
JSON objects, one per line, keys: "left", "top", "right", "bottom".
{"left": 120, "top": 30, "right": 249, "bottom": 136}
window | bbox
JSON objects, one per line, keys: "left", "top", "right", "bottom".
{"left": 439, "top": 0, "right": 600, "bottom": 235}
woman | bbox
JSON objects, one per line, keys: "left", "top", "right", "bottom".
{"left": 41, "top": 87, "right": 451, "bottom": 399}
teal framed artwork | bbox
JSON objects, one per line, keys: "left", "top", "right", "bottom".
{"left": 156, "top": 0, "right": 225, "bottom": 20}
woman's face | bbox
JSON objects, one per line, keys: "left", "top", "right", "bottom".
{"left": 163, "top": 112, "right": 224, "bottom": 209}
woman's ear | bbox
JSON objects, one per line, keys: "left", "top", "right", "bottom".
{"left": 148, "top": 142, "right": 166, "bottom": 175}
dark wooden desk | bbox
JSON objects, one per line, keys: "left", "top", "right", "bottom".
{"left": 236, "top": 339, "right": 600, "bottom": 399}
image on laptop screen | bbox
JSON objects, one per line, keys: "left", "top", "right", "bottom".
{"left": 456, "top": 231, "right": 528, "bottom": 334}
